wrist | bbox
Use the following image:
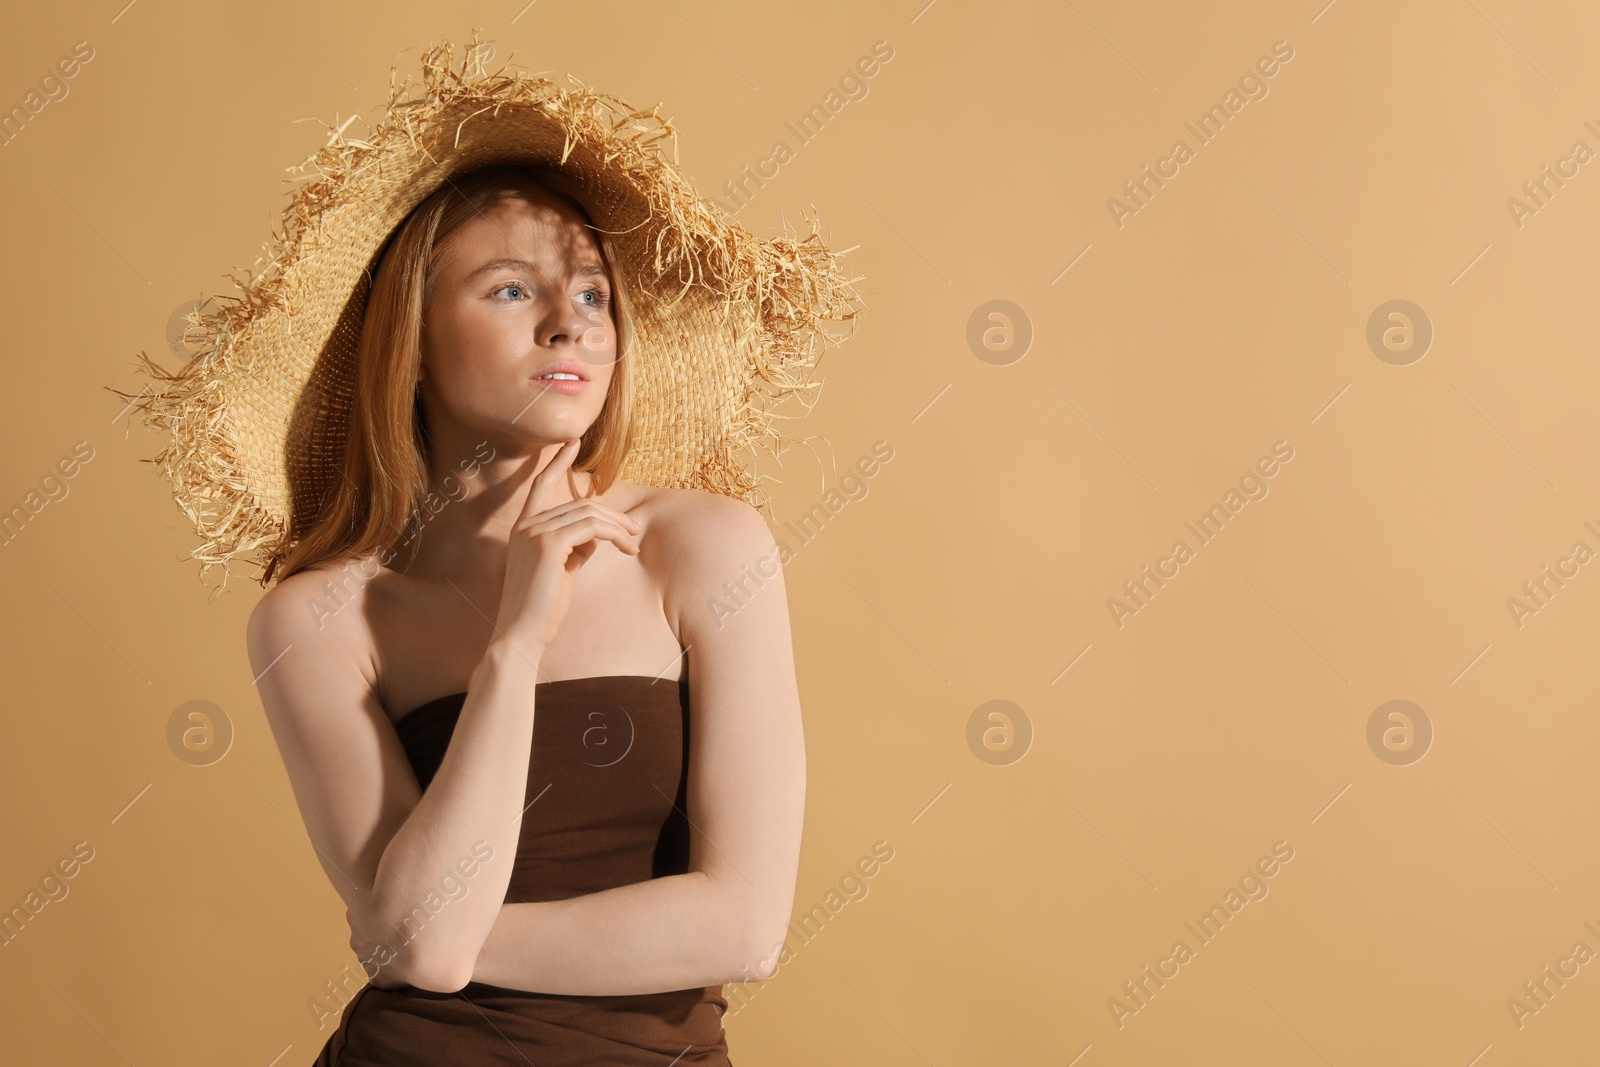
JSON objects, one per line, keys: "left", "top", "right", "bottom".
{"left": 476, "top": 634, "right": 547, "bottom": 687}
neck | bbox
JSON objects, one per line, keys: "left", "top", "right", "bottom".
{"left": 396, "top": 432, "right": 592, "bottom": 580}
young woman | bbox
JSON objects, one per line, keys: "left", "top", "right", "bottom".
{"left": 245, "top": 162, "right": 806, "bottom": 1063}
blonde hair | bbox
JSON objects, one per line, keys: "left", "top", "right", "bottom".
{"left": 267, "top": 162, "right": 637, "bottom": 585}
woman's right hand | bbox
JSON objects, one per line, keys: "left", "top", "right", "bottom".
{"left": 494, "top": 438, "right": 642, "bottom": 654}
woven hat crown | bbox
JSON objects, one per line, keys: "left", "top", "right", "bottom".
{"left": 113, "top": 31, "right": 864, "bottom": 595}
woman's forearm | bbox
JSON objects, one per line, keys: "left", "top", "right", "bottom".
{"left": 363, "top": 637, "right": 544, "bottom": 990}
{"left": 470, "top": 871, "right": 772, "bottom": 995}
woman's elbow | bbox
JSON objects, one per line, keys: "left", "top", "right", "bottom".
{"left": 724, "top": 919, "right": 787, "bottom": 985}
{"left": 404, "top": 951, "right": 474, "bottom": 993}
{"left": 375, "top": 938, "right": 474, "bottom": 993}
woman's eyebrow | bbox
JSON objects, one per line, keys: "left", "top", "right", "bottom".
{"left": 464, "top": 257, "right": 608, "bottom": 281}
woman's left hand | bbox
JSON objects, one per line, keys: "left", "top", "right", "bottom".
{"left": 346, "top": 907, "right": 409, "bottom": 991}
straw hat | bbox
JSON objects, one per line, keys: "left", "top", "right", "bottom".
{"left": 111, "top": 30, "right": 863, "bottom": 596}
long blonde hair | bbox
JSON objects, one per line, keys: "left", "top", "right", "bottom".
{"left": 267, "top": 162, "right": 637, "bottom": 586}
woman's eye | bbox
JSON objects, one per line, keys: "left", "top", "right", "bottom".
{"left": 492, "top": 284, "right": 608, "bottom": 308}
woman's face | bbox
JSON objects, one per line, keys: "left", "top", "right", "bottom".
{"left": 419, "top": 190, "right": 618, "bottom": 445}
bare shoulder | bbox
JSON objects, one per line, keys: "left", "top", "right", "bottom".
{"left": 612, "top": 482, "right": 783, "bottom": 626}
{"left": 623, "top": 482, "right": 775, "bottom": 559}
{"left": 244, "top": 555, "right": 381, "bottom": 693}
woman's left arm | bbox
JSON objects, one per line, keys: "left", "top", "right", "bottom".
{"left": 466, "top": 494, "right": 805, "bottom": 995}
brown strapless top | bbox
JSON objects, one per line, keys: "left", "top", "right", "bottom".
{"left": 311, "top": 675, "right": 732, "bottom": 1066}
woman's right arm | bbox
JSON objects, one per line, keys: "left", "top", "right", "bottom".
{"left": 245, "top": 439, "right": 640, "bottom": 993}
{"left": 246, "top": 576, "right": 548, "bottom": 993}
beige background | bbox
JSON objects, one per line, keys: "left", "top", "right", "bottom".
{"left": 1, "top": 0, "right": 1597, "bottom": 1062}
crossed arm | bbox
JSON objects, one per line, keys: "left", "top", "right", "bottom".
{"left": 334, "top": 494, "right": 805, "bottom": 994}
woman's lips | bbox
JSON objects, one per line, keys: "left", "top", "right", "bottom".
{"left": 531, "top": 373, "right": 589, "bottom": 394}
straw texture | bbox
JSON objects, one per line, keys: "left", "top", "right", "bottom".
{"left": 110, "top": 30, "right": 864, "bottom": 596}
